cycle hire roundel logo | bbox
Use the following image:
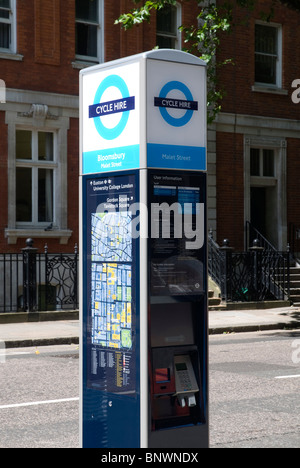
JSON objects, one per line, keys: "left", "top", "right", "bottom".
{"left": 89, "top": 74, "right": 135, "bottom": 141}
{"left": 154, "top": 80, "right": 198, "bottom": 128}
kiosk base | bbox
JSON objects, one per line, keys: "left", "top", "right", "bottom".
{"left": 149, "top": 424, "right": 209, "bottom": 449}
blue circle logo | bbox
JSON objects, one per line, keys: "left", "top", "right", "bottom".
{"left": 93, "top": 75, "right": 131, "bottom": 141}
{"left": 158, "top": 81, "right": 195, "bottom": 127}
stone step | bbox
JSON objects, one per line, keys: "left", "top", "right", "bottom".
{"left": 289, "top": 295, "right": 300, "bottom": 303}
{"left": 209, "top": 304, "right": 227, "bottom": 311}
{"left": 208, "top": 289, "right": 224, "bottom": 309}
{"left": 209, "top": 297, "right": 222, "bottom": 306}
{"left": 289, "top": 283, "right": 300, "bottom": 289}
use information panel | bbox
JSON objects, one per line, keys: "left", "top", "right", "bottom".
{"left": 83, "top": 172, "right": 139, "bottom": 395}
{"left": 149, "top": 170, "right": 207, "bottom": 297}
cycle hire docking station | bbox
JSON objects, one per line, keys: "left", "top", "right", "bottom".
{"left": 79, "top": 49, "right": 208, "bottom": 449}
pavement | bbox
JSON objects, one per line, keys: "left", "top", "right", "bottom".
{"left": 209, "top": 306, "right": 300, "bottom": 335}
{"left": 0, "top": 306, "right": 300, "bottom": 348}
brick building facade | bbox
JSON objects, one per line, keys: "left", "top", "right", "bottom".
{"left": 214, "top": 0, "right": 300, "bottom": 251}
{"left": 0, "top": 0, "right": 199, "bottom": 253}
{"left": 0, "top": 0, "right": 299, "bottom": 256}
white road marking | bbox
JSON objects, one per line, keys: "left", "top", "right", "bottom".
{"left": 275, "top": 374, "right": 300, "bottom": 380}
{"left": 0, "top": 397, "right": 79, "bottom": 410}
{"left": 0, "top": 352, "right": 31, "bottom": 357}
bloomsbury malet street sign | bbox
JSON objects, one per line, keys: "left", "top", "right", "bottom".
{"left": 80, "top": 50, "right": 207, "bottom": 175}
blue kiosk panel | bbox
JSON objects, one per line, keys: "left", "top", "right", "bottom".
{"left": 147, "top": 170, "right": 208, "bottom": 448}
{"left": 82, "top": 171, "right": 140, "bottom": 448}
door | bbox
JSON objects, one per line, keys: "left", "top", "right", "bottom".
{"left": 251, "top": 187, "right": 266, "bottom": 238}
{"left": 250, "top": 186, "right": 278, "bottom": 248}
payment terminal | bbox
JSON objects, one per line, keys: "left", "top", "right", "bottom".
{"left": 174, "top": 355, "right": 199, "bottom": 407}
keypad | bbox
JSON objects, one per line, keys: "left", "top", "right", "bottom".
{"left": 178, "top": 370, "right": 192, "bottom": 391}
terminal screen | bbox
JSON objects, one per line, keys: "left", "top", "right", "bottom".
{"left": 149, "top": 170, "right": 206, "bottom": 296}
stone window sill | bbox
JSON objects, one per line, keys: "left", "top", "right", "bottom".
{"left": 252, "top": 85, "right": 288, "bottom": 96}
{"left": 0, "top": 52, "right": 23, "bottom": 61}
{"left": 5, "top": 229, "right": 73, "bottom": 245}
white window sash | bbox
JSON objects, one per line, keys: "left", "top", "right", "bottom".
{"left": 156, "top": 2, "right": 182, "bottom": 50}
{"left": 15, "top": 130, "right": 57, "bottom": 228}
{"left": 255, "top": 21, "right": 282, "bottom": 89}
{"left": 75, "top": 0, "right": 104, "bottom": 63}
{"left": 0, "top": 0, "right": 16, "bottom": 54}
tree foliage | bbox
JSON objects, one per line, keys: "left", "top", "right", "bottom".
{"left": 279, "top": 0, "right": 300, "bottom": 10}
{"left": 115, "top": 0, "right": 300, "bottom": 123}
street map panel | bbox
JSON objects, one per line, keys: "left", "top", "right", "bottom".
{"left": 91, "top": 263, "right": 132, "bottom": 350}
{"left": 91, "top": 211, "right": 133, "bottom": 351}
{"left": 91, "top": 212, "right": 132, "bottom": 263}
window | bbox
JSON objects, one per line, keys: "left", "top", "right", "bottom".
{"left": 5, "top": 104, "right": 73, "bottom": 245}
{"left": 250, "top": 148, "right": 275, "bottom": 178}
{"left": 255, "top": 23, "right": 282, "bottom": 87}
{"left": 75, "top": 0, "right": 103, "bottom": 63}
{"left": 15, "top": 130, "right": 57, "bottom": 227}
{"left": 0, "top": 0, "right": 16, "bottom": 52}
{"left": 156, "top": 3, "right": 181, "bottom": 50}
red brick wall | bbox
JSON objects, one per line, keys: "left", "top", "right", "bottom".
{"left": 1, "top": 0, "right": 78, "bottom": 96}
{"left": 0, "top": 113, "right": 8, "bottom": 252}
{"left": 217, "top": 0, "right": 300, "bottom": 120}
{"left": 216, "top": 0, "right": 300, "bottom": 251}
{"left": 216, "top": 132, "right": 245, "bottom": 251}
{"left": 0, "top": 1, "right": 78, "bottom": 253}
{"left": 105, "top": 0, "right": 200, "bottom": 62}
{"left": 67, "top": 117, "right": 80, "bottom": 249}
{"left": 287, "top": 138, "right": 300, "bottom": 229}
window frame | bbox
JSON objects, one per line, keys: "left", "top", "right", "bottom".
{"left": 254, "top": 21, "right": 283, "bottom": 89}
{"left": 15, "top": 128, "right": 58, "bottom": 229}
{"left": 0, "top": 0, "right": 16, "bottom": 54}
{"left": 156, "top": 2, "right": 182, "bottom": 50}
{"left": 75, "top": 0, "right": 104, "bottom": 64}
{"left": 250, "top": 148, "right": 276, "bottom": 179}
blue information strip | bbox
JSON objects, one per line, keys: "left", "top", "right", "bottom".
{"left": 83, "top": 145, "right": 140, "bottom": 174}
{"left": 147, "top": 143, "right": 206, "bottom": 171}
{"left": 89, "top": 96, "right": 135, "bottom": 119}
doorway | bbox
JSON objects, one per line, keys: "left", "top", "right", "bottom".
{"left": 250, "top": 186, "right": 278, "bottom": 248}
{"left": 251, "top": 187, "right": 266, "bottom": 237}
{"left": 244, "top": 137, "right": 287, "bottom": 251}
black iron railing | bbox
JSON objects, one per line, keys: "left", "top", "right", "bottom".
{"left": 0, "top": 239, "right": 79, "bottom": 313}
{"left": 245, "top": 221, "right": 277, "bottom": 251}
{"left": 288, "top": 222, "right": 300, "bottom": 260}
{"left": 0, "top": 253, "right": 23, "bottom": 312}
{"left": 208, "top": 230, "right": 290, "bottom": 303}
